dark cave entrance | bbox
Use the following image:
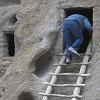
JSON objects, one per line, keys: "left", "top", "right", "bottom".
{"left": 4, "top": 32, "right": 15, "bottom": 56}
{"left": 18, "top": 92, "right": 35, "bottom": 100}
{"left": 0, "top": 0, "right": 21, "bottom": 6}
{"left": 3, "top": 14, "right": 18, "bottom": 57}
{"left": 64, "top": 8, "right": 93, "bottom": 53}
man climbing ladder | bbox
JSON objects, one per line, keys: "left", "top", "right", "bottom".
{"left": 62, "top": 14, "right": 93, "bottom": 64}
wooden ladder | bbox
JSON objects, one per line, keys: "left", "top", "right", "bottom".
{"left": 39, "top": 52, "right": 92, "bottom": 100}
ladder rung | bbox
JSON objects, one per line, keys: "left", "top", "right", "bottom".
{"left": 44, "top": 82, "right": 85, "bottom": 87}
{"left": 39, "top": 93, "right": 82, "bottom": 98}
{"left": 53, "top": 62, "right": 91, "bottom": 66}
{"left": 49, "top": 73, "right": 91, "bottom": 77}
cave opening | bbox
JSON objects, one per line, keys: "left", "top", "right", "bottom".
{"left": 0, "top": 0, "right": 21, "bottom": 6}
{"left": 64, "top": 7, "right": 93, "bottom": 53}
{"left": 18, "top": 92, "right": 35, "bottom": 100}
{"left": 4, "top": 32, "right": 15, "bottom": 56}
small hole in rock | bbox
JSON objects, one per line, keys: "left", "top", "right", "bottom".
{"left": 9, "top": 14, "right": 18, "bottom": 25}
{"left": 18, "top": 92, "right": 35, "bottom": 100}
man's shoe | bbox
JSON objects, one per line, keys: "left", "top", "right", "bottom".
{"left": 66, "top": 58, "right": 71, "bottom": 64}
{"left": 68, "top": 47, "right": 80, "bottom": 56}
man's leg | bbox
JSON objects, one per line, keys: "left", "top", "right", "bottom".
{"left": 66, "top": 43, "right": 73, "bottom": 64}
{"left": 63, "top": 20, "right": 75, "bottom": 63}
{"left": 70, "top": 21, "right": 83, "bottom": 52}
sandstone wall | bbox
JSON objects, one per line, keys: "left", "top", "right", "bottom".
{"left": 0, "top": 0, "right": 100, "bottom": 100}
{"left": 0, "top": 0, "right": 61, "bottom": 100}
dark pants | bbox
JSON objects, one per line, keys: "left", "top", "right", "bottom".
{"left": 63, "top": 20, "right": 83, "bottom": 59}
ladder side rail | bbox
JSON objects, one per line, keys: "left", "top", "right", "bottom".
{"left": 42, "top": 56, "right": 65, "bottom": 100}
{"left": 72, "top": 55, "right": 90, "bottom": 100}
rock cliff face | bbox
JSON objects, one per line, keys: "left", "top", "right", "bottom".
{"left": 0, "top": 0, "right": 62, "bottom": 100}
{"left": 0, "top": 0, "right": 100, "bottom": 100}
